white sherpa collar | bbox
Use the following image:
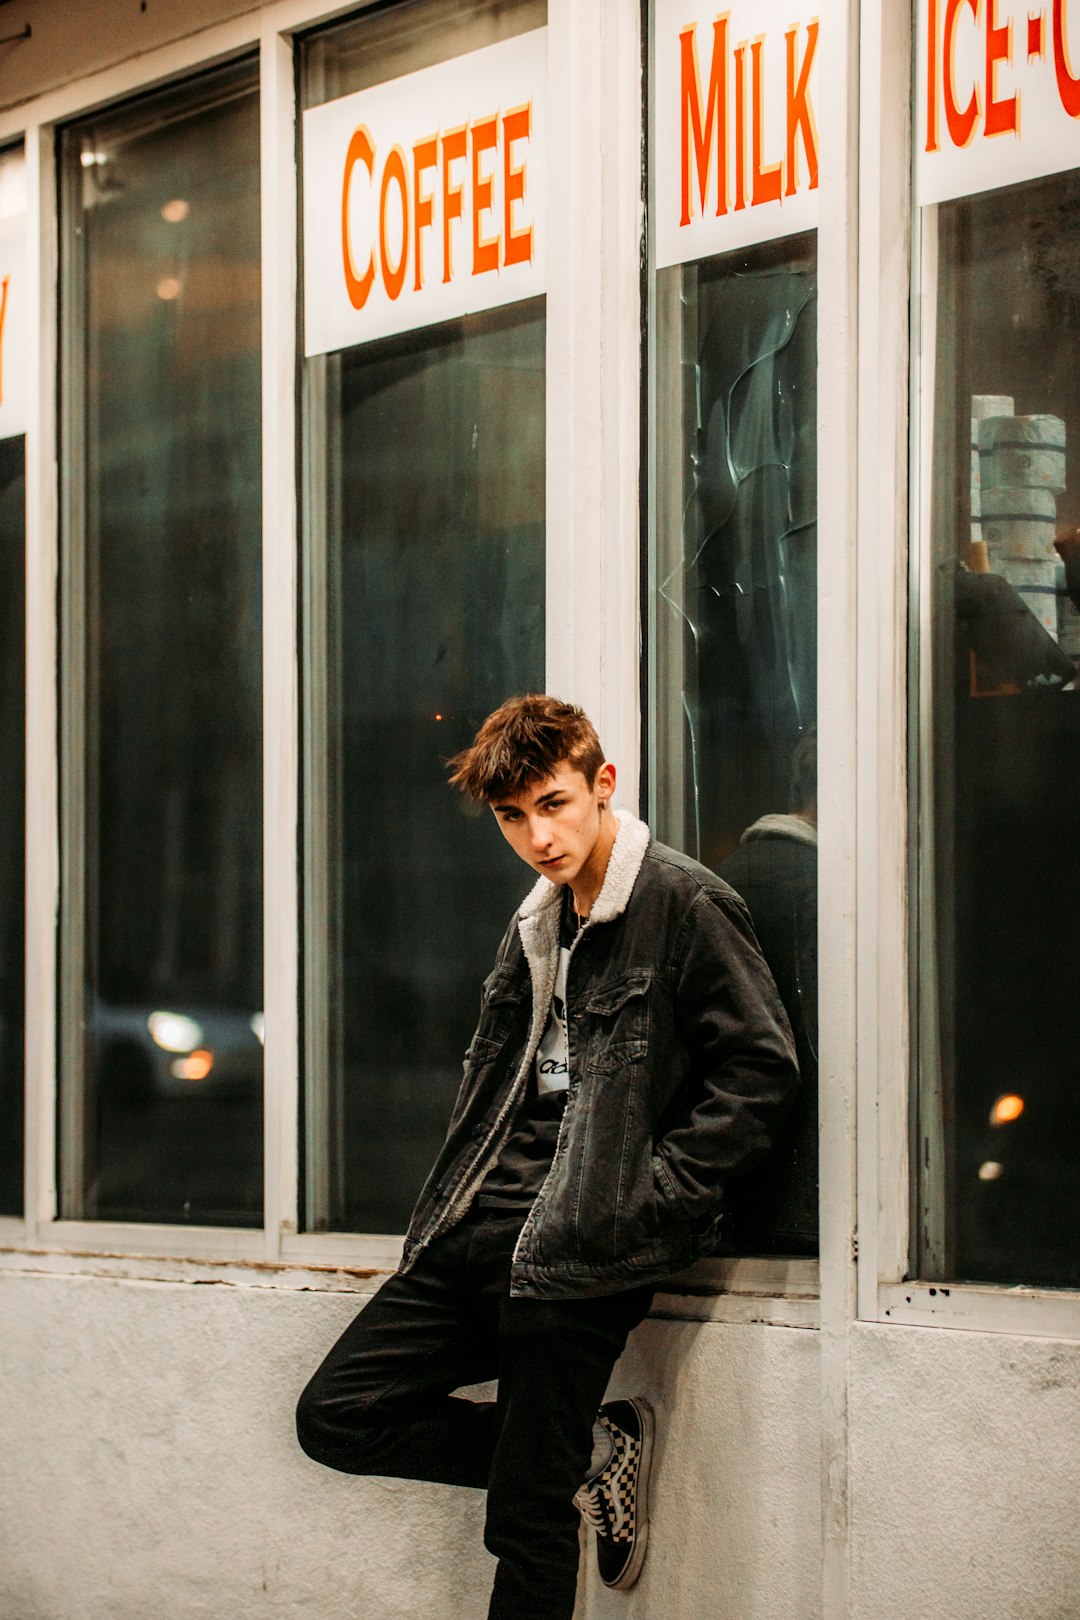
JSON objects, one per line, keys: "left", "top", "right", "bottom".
{"left": 518, "top": 808, "right": 652, "bottom": 925}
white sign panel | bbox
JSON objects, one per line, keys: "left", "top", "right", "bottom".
{"left": 654, "top": 0, "right": 822, "bottom": 270}
{"left": 303, "top": 31, "right": 546, "bottom": 356}
{"left": 0, "top": 150, "right": 27, "bottom": 440}
{"left": 918, "top": 0, "right": 1080, "bottom": 204}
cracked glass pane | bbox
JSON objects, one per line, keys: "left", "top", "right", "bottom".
{"left": 650, "top": 231, "right": 818, "bottom": 1256}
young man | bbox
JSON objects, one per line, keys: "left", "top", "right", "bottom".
{"left": 296, "top": 695, "right": 798, "bottom": 1620}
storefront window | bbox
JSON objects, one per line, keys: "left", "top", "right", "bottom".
{"left": 650, "top": 237, "right": 818, "bottom": 1257}
{"left": 916, "top": 170, "right": 1080, "bottom": 1288}
{"left": 58, "top": 63, "right": 263, "bottom": 1226}
{"left": 300, "top": 0, "right": 546, "bottom": 1234}
{"left": 649, "top": 1, "right": 820, "bottom": 1256}
{"left": 0, "top": 143, "right": 25, "bottom": 1217}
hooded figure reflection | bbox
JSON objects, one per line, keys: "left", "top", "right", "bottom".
{"left": 718, "top": 730, "right": 819, "bottom": 1256}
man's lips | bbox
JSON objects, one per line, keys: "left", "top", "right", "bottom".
{"left": 539, "top": 855, "right": 565, "bottom": 868}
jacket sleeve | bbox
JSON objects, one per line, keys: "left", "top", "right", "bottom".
{"left": 652, "top": 886, "right": 800, "bottom": 1217}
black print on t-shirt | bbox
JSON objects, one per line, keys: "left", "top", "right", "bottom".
{"left": 535, "top": 945, "right": 570, "bottom": 1094}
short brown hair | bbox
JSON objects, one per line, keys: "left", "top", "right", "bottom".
{"left": 447, "top": 694, "right": 605, "bottom": 803}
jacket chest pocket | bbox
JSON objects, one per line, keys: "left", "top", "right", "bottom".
{"left": 578, "top": 973, "right": 650, "bottom": 1073}
{"left": 467, "top": 972, "right": 529, "bottom": 1065}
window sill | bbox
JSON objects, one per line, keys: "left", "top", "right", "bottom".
{"left": 653, "top": 1256, "right": 820, "bottom": 1328}
{"left": 0, "top": 1232, "right": 820, "bottom": 1324}
{"left": 0, "top": 1240, "right": 388, "bottom": 1296}
{"left": 876, "top": 1280, "right": 1080, "bottom": 1342}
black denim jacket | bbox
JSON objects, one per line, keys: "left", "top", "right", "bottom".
{"left": 400, "top": 813, "right": 799, "bottom": 1298}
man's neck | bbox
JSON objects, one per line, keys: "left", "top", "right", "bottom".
{"left": 569, "top": 813, "right": 618, "bottom": 921}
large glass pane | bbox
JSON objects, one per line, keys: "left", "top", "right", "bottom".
{"left": 301, "top": 0, "right": 546, "bottom": 1235}
{"left": 59, "top": 63, "right": 263, "bottom": 1226}
{"left": 0, "top": 139, "right": 25, "bottom": 1218}
{"left": 917, "top": 171, "right": 1080, "bottom": 1287}
{"left": 0, "top": 432, "right": 24, "bottom": 1216}
{"left": 303, "top": 0, "right": 544, "bottom": 94}
{"left": 650, "top": 235, "right": 818, "bottom": 1255}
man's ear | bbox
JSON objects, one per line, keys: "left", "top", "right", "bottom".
{"left": 596, "top": 761, "right": 617, "bottom": 808}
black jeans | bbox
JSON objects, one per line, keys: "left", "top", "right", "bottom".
{"left": 295, "top": 1205, "right": 655, "bottom": 1620}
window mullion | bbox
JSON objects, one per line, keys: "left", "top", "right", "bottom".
{"left": 542, "top": 0, "right": 596, "bottom": 715}
{"left": 260, "top": 21, "right": 301, "bottom": 1260}
{"left": 813, "top": 3, "right": 860, "bottom": 1609}
{"left": 596, "top": 0, "right": 644, "bottom": 799}
{"left": 544, "top": 0, "right": 642, "bottom": 798}
{"left": 24, "top": 121, "right": 58, "bottom": 1242}
{"left": 854, "top": 0, "right": 914, "bottom": 1311}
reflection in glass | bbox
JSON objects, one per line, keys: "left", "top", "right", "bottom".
{"left": 59, "top": 63, "right": 263, "bottom": 1226}
{"left": 650, "top": 234, "right": 818, "bottom": 1255}
{"left": 0, "top": 434, "right": 24, "bottom": 1215}
{"left": 919, "top": 172, "right": 1080, "bottom": 1287}
{"left": 302, "top": 0, "right": 545, "bottom": 99}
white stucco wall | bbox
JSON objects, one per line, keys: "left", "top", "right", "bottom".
{"left": 7, "top": 1273, "right": 1080, "bottom": 1618}
{"left": 602, "top": 1317, "right": 822, "bottom": 1620}
{"left": 849, "top": 1322, "right": 1080, "bottom": 1620}
{"left": 0, "top": 1272, "right": 821, "bottom": 1620}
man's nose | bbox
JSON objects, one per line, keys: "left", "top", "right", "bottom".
{"left": 528, "top": 818, "right": 550, "bottom": 852}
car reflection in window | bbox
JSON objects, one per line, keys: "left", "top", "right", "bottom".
{"left": 89, "top": 1000, "right": 264, "bottom": 1108}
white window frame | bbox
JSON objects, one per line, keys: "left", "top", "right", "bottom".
{"left": 0, "top": 0, "right": 839, "bottom": 1334}
{"left": 640, "top": 0, "right": 862, "bottom": 1322}
{"left": 0, "top": 1, "right": 691, "bottom": 1289}
{"left": 1, "top": 0, "right": 1071, "bottom": 1362}
{"left": 0, "top": 0, "right": 937, "bottom": 1335}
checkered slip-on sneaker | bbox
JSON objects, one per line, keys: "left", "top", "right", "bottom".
{"left": 573, "top": 1397, "right": 654, "bottom": 1590}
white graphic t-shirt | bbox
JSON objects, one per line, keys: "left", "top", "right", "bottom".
{"left": 535, "top": 942, "right": 571, "bottom": 1094}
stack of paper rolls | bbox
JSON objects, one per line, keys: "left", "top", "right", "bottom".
{"left": 978, "top": 413, "right": 1066, "bottom": 638}
{"left": 979, "top": 414, "right": 1066, "bottom": 493}
{"left": 970, "top": 396, "right": 1013, "bottom": 547}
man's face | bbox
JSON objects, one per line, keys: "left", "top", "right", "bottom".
{"left": 490, "top": 760, "right": 616, "bottom": 886}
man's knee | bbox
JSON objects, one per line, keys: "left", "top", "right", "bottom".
{"left": 295, "top": 1375, "right": 332, "bottom": 1462}
{"left": 295, "top": 1372, "right": 379, "bottom": 1472}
